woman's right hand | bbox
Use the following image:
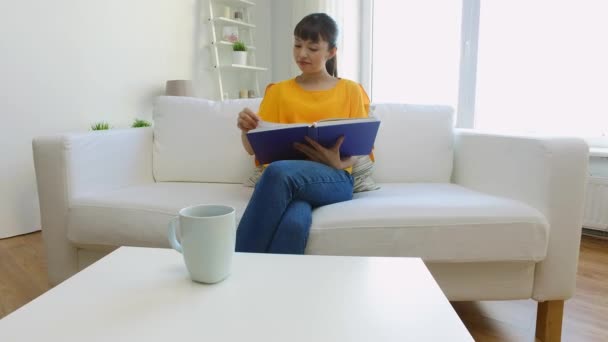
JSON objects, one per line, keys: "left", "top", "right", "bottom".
{"left": 237, "top": 108, "right": 260, "bottom": 133}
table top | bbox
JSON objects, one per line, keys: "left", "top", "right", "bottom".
{"left": 0, "top": 247, "right": 472, "bottom": 341}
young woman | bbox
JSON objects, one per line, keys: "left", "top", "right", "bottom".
{"left": 235, "top": 13, "right": 370, "bottom": 254}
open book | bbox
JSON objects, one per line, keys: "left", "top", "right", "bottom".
{"left": 246, "top": 117, "right": 381, "bottom": 164}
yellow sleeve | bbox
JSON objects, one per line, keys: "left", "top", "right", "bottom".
{"left": 350, "top": 83, "right": 371, "bottom": 118}
{"left": 353, "top": 83, "right": 375, "bottom": 162}
{"left": 257, "top": 83, "right": 279, "bottom": 122}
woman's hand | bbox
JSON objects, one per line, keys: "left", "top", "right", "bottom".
{"left": 237, "top": 108, "right": 260, "bottom": 132}
{"left": 294, "top": 136, "right": 356, "bottom": 170}
{"left": 238, "top": 108, "right": 259, "bottom": 155}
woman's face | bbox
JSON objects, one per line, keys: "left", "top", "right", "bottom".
{"left": 293, "top": 36, "right": 336, "bottom": 74}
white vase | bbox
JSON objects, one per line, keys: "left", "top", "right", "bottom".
{"left": 232, "top": 51, "right": 247, "bottom": 65}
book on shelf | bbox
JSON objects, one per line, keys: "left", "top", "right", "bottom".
{"left": 246, "top": 117, "right": 381, "bottom": 164}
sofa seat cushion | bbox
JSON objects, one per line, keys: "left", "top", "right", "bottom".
{"left": 67, "top": 183, "right": 253, "bottom": 247}
{"left": 307, "top": 183, "right": 549, "bottom": 263}
{"left": 67, "top": 182, "right": 548, "bottom": 263}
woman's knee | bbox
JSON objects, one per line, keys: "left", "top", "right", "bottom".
{"left": 261, "top": 161, "right": 298, "bottom": 184}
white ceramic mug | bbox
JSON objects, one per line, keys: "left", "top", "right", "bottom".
{"left": 168, "top": 204, "right": 236, "bottom": 284}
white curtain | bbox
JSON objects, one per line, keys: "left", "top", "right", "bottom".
{"left": 290, "top": 0, "right": 360, "bottom": 82}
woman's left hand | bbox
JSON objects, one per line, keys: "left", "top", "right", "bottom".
{"left": 294, "top": 136, "right": 356, "bottom": 169}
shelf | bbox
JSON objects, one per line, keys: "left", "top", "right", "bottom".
{"left": 216, "top": 40, "right": 256, "bottom": 50}
{"left": 209, "top": 0, "right": 262, "bottom": 101}
{"left": 220, "top": 64, "right": 268, "bottom": 71}
{"left": 213, "top": 17, "right": 255, "bottom": 28}
{"left": 590, "top": 147, "right": 608, "bottom": 158}
{"left": 218, "top": 0, "right": 256, "bottom": 7}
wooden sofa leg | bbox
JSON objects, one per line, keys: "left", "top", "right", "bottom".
{"left": 535, "top": 300, "right": 564, "bottom": 342}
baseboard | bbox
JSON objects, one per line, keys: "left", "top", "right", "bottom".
{"left": 0, "top": 228, "right": 42, "bottom": 240}
{"left": 582, "top": 227, "right": 608, "bottom": 240}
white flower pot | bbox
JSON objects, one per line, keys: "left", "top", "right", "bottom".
{"left": 232, "top": 51, "right": 247, "bottom": 66}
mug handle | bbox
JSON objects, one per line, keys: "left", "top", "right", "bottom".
{"left": 168, "top": 217, "right": 183, "bottom": 253}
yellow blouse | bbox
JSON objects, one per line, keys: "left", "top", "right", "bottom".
{"left": 258, "top": 78, "right": 370, "bottom": 123}
{"left": 255, "top": 78, "right": 372, "bottom": 172}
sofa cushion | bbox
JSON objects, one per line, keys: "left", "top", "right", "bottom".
{"left": 371, "top": 104, "right": 454, "bottom": 183}
{"left": 67, "top": 182, "right": 547, "bottom": 263}
{"left": 68, "top": 183, "right": 253, "bottom": 247}
{"left": 307, "top": 183, "right": 548, "bottom": 262}
{"left": 153, "top": 98, "right": 453, "bottom": 184}
{"left": 153, "top": 96, "right": 261, "bottom": 183}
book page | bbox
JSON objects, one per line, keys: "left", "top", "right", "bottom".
{"left": 315, "top": 117, "right": 379, "bottom": 127}
{"left": 248, "top": 120, "right": 310, "bottom": 133}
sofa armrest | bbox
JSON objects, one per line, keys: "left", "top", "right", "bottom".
{"left": 32, "top": 128, "right": 153, "bottom": 284}
{"left": 452, "top": 129, "right": 588, "bottom": 301}
{"left": 60, "top": 128, "right": 154, "bottom": 197}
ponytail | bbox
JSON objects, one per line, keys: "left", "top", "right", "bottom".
{"left": 326, "top": 55, "right": 338, "bottom": 77}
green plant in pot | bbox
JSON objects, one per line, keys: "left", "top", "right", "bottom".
{"left": 131, "top": 119, "right": 152, "bottom": 128}
{"left": 91, "top": 122, "right": 110, "bottom": 131}
{"left": 232, "top": 41, "right": 248, "bottom": 65}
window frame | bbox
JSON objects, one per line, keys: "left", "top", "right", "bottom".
{"left": 359, "top": 0, "right": 374, "bottom": 97}
{"left": 362, "top": 0, "right": 480, "bottom": 128}
{"left": 456, "top": 0, "right": 480, "bottom": 128}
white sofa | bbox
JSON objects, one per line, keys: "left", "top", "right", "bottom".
{"left": 34, "top": 96, "right": 587, "bottom": 340}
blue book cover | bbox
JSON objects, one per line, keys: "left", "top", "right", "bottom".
{"left": 246, "top": 118, "right": 380, "bottom": 164}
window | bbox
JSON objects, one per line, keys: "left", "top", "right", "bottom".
{"left": 371, "top": 0, "right": 463, "bottom": 108}
{"left": 475, "top": 1, "right": 608, "bottom": 137}
{"left": 369, "top": 0, "right": 608, "bottom": 138}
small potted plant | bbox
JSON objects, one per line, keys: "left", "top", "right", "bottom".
{"left": 90, "top": 121, "right": 110, "bottom": 131}
{"left": 131, "top": 118, "right": 152, "bottom": 128}
{"left": 232, "top": 41, "right": 247, "bottom": 65}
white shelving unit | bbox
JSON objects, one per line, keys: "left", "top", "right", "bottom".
{"left": 208, "top": 0, "right": 267, "bottom": 101}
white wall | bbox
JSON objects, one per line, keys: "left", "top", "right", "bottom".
{"left": 0, "top": 0, "right": 195, "bottom": 238}
{"left": 270, "top": 0, "right": 361, "bottom": 83}
{"left": 270, "top": 0, "right": 294, "bottom": 82}
{"left": 251, "top": 0, "right": 272, "bottom": 90}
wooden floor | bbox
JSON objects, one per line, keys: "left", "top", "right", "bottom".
{"left": 0, "top": 232, "right": 50, "bottom": 318}
{"left": 0, "top": 233, "right": 606, "bottom": 341}
{"left": 454, "top": 235, "right": 608, "bottom": 342}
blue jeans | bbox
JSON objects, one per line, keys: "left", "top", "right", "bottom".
{"left": 236, "top": 160, "right": 354, "bottom": 254}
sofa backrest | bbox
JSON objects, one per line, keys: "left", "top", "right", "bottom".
{"left": 152, "top": 96, "right": 454, "bottom": 184}
{"left": 153, "top": 96, "right": 261, "bottom": 183}
{"left": 371, "top": 103, "right": 454, "bottom": 183}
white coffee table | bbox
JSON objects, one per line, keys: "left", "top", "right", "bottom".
{"left": 0, "top": 247, "right": 473, "bottom": 341}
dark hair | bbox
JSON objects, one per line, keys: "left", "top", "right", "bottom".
{"left": 294, "top": 13, "right": 338, "bottom": 77}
